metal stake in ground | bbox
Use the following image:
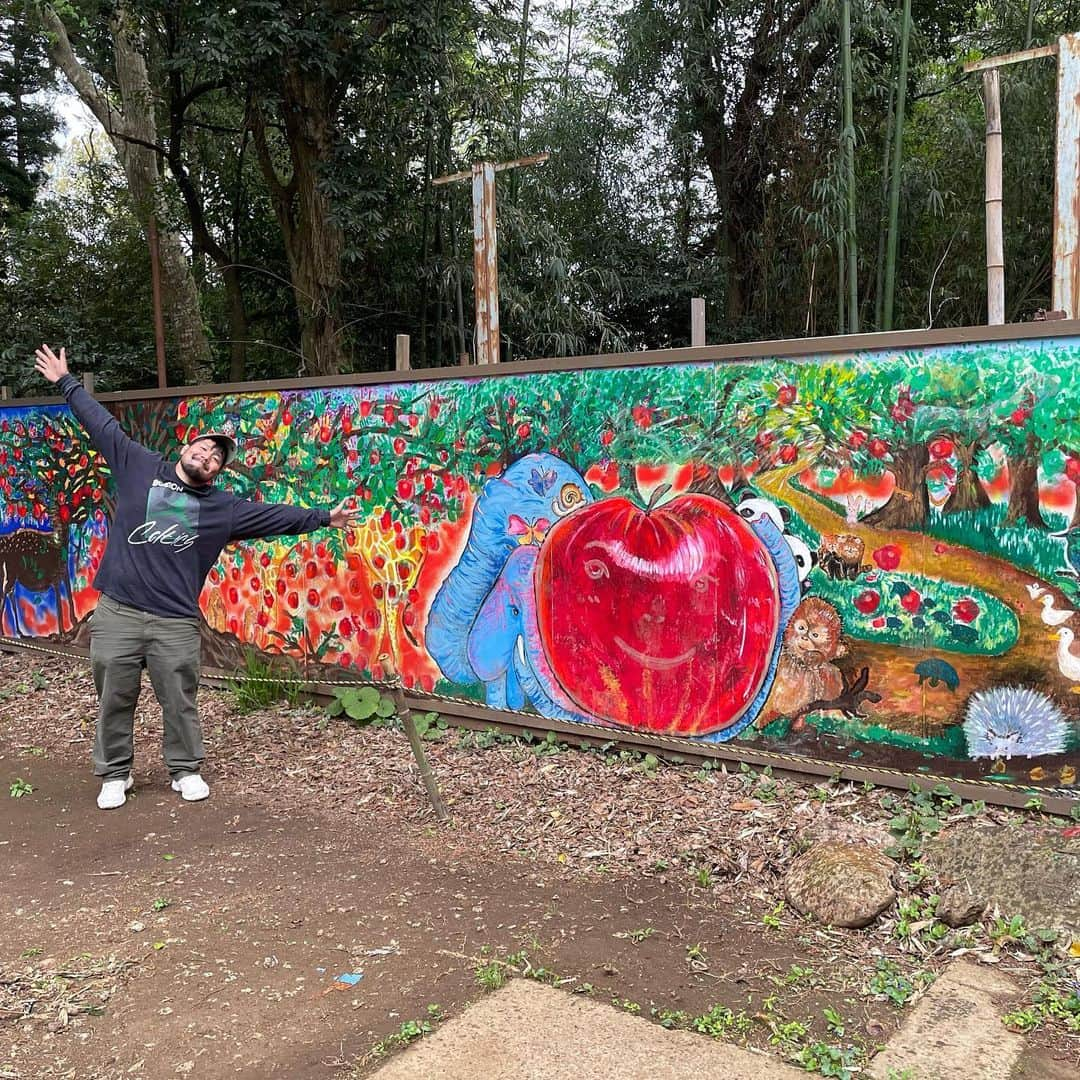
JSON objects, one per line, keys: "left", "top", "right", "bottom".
{"left": 385, "top": 673, "right": 448, "bottom": 821}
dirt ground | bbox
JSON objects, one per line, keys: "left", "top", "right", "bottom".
{"left": 0, "top": 650, "right": 1077, "bottom": 1079}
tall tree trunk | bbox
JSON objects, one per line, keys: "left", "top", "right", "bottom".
{"left": 882, "top": 0, "right": 911, "bottom": 330}
{"left": 841, "top": 0, "right": 858, "bottom": 332}
{"left": 862, "top": 442, "right": 929, "bottom": 529}
{"left": 223, "top": 264, "right": 249, "bottom": 382}
{"left": 251, "top": 70, "right": 345, "bottom": 377}
{"left": 450, "top": 190, "right": 468, "bottom": 362}
{"left": 418, "top": 116, "right": 434, "bottom": 368}
{"left": 1006, "top": 436, "right": 1047, "bottom": 529}
{"left": 40, "top": 3, "right": 213, "bottom": 385}
{"left": 942, "top": 441, "right": 991, "bottom": 513}
{"left": 510, "top": 0, "right": 532, "bottom": 207}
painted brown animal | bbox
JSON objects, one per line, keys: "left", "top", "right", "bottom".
{"left": 817, "top": 533, "right": 868, "bottom": 581}
{"left": 759, "top": 597, "right": 847, "bottom": 729}
{"left": 0, "top": 528, "right": 71, "bottom": 635}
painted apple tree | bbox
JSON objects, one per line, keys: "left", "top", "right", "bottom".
{"left": 0, "top": 406, "right": 112, "bottom": 633}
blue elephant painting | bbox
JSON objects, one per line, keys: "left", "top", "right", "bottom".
{"left": 468, "top": 545, "right": 593, "bottom": 721}
{"left": 425, "top": 453, "right": 593, "bottom": 709}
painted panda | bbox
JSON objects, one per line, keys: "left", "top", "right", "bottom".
{"left": 735, "top": 490, "right": 816, "bottom": 589}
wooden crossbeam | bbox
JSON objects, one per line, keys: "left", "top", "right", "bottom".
{"left": 962, "top": 44, "right": 1058, "bottom": 74}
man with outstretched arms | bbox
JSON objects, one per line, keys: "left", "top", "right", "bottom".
{"left": 34, "top": 344, "right": 360, "bottom": 809}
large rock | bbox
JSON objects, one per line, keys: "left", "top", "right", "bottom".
{"left": 784, "top": 842, "right": 897, "bottom": 928}
{"left": 935, "top": 885, "right": 987, "bottom": 929}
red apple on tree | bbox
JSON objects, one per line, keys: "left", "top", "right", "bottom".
{"left": 1066, "top": 454, "right": 1080, "bottom": 484}
{"left": 868, "top": 438, "right": 889, "bottom": 459}
{"left": 777, "top": 384, "right": 797, "bottom": 406}
{"left": 536, "top": 491, "right": 782, "bottom": 735}
{"left": 779, "top": 444, "right": 798, "bottom": 465}
{"left": 928, "top": 436, "right": 955, "bottom": 460}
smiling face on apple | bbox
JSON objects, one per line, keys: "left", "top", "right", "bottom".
{"left": 535, "top": 492, "right": 781, "bottom": 735}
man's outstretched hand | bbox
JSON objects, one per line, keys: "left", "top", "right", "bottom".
{"left": 329, "top": 498, "right": 362, "bottom": 530}
{"left": 34, "top": 344, "right": 69, "bottom": 384}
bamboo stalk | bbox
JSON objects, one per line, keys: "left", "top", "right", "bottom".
{"left": 882, "top": 0, "right": 911, "bottom": 330}
{"left": 984, "top": 68, "right": 1005, "bottom": 325}
{"left": 874, "top": 39, "right": 898, "bottom": 329}
{"left": 842, "top": 0, "right": 859, "bottom": 332}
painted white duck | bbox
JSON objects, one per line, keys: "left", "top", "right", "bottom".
{"left": 1051, "top": 626, "right": 1080, "bottom": 682}
{"left": 1026, "top": 582, "right": 1047, "bottom": 600}
{"left": 1040, "top": 594, "right": 1075, "bottom": 626}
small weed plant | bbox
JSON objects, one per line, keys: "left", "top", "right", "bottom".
{"left": 791, "top": 1041, "right": 864, "bottom": 1078}
{"left": 691, "top": 1004, "right": 754, "bottom": 1039}
{"left": 866, "top": 958, "right": 935, "bottom": 1006}
{"left": 9, "top": 778, "right": 33, "bottom": 798}
{"left": 229, "top": 651, "right": 301, "bottom": 713}
{"left": 370, "top": 1005, "right": 443, "bottom": 1059}
{"left": 474, "top": 960, "right": 507, "bottom": 991}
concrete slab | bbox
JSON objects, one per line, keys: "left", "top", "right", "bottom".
{"left": 867, "top": 960, "right": 1023, "bottom": 1080}
{"left": 928, "top": 823, "right": 1080, "bottom": 939}
{"left": 369, "top": 978, "right": 807, "bottom": 1080}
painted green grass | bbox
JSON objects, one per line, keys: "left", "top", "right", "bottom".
{"left": 811, "top": 570, "right": 1019, "bottom": 656}
{"left": 926, "top": 504, "right": 1074, "bottom": 590}
{"left": 787, "top": 474, "right": 1077, "bottom": 598}
{"left": 752, "top": 711, "right": 970, "bottom": 759}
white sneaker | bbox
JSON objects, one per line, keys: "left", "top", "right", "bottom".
{"left": 171, "top": 774, "right": 210, "bottom": 802}
{"left": 97, "top": 775, "right": 134, "bottom": 810}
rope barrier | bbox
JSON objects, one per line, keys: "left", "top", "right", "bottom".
{"left": 3, "top": 633, "right": 1076, "bottom": 808}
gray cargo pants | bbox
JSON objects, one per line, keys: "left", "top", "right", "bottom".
{"left": 89, "top": 594, "right": 204, "bottom": 780}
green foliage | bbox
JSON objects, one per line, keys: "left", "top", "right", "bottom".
{"left": 228, "top": 651, "right": 301, "bottom": 713}
{"left": 8, "top": 777, "right": 33, "bottom": 798}
{"left": 882, "top": 784, "right": 961, "bottom": 861}
{"left": 690, "top": 1003, "right": 754, "bottom": 1039}
{"left": 324, "top": 685, "right": 396, "bottom": 725}
{"left": 791, "top": 1041, "right": 864, "bottom": 1078}
{"left": 474, "top": 960, "right": 507, "bottom": 992}
{"left": 370, "top": 1005, "right": 444, "bottom": 1058}
{"left": 866, "top": 957, "right": 935, "bottom": 1006}
{"left": 762, "top": 901, "right": 786, "bottom": 930}
{"left": 1002, "top": 982, "right": 1080, "bottom": 1034}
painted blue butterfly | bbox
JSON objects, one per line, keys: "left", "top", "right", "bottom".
{"left": 528, "top": 466, "right": 557, "bottom": 496}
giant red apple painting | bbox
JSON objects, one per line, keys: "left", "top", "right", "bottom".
{"left": 535, "top": 491, "right": 781, "bottom": 735}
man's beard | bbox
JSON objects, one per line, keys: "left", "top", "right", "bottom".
{"left": 178, "top": 459, "right": 214, "bottom": 486}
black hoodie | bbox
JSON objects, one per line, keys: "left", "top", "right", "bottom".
{"left": 58, "top": 375, "right": 330, "bottom": 618}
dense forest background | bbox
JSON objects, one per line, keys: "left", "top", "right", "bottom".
{"left": 0, "top": 1, "right": 1070, "bottom": 391}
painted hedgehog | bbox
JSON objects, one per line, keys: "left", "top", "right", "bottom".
{"left": 962, "top": 686, "right": 1072, "bottom": 760}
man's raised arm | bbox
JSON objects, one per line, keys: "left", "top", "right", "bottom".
{"left": 34, "top": 344, "right": 154, "bottom": 471}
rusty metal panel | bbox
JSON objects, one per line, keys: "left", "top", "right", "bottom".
{"left": 472, "top": 162, "right": 500, "bottom": 365}
{"left": 1053, "top": 34, "right": 1080, "bottom": 318}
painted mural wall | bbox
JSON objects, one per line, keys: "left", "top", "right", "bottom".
{"left": 3, "top": 336, "right": 1080, "bottom": 795}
